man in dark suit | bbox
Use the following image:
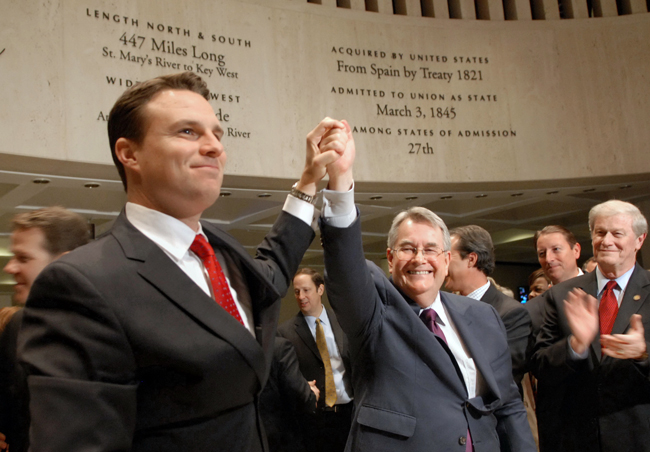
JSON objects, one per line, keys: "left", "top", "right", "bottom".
{"left": 278, "top": 268, "right": 353, "bottom": 452}
{"left": 531, "top": 199, "right": 650, "bottom": 452}
{"left": 316, "top": 125, "right": 535, "bottom": 451}
{"left": 445, "top": 225, "right": 531, "bottom": 393}
{"left": 17, "top": 72, "right": 350, "bottom": 452}
{"left": 0, "top": 207, "right": 90, "bottom": 452}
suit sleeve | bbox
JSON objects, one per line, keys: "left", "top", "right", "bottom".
{"left": 501, "top": 305, "right": 531, "bottom": 385}
{"left": 18, "top": 261, "right": 138, "bottom": 452}
{"left": 274, "top": 338, "right": 317, "bottom": 414}
{"left": 252, "top": 211, "right": 315, "bottom": 299}
{"left": 320, "top": 214, "right": 384, "bottom": 340}
{"left": 530, "top": 288, "right": 592, "bottom": 384}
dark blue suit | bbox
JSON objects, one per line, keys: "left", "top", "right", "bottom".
{"left": 320, "top": 217, "right": 535, "bottom": 452}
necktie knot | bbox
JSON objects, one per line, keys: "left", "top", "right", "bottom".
{"left": 604, "top": 280, "right": 618, "bottom": 292}
{"left": 419, "top": 308, "right": 438, "bottom": 329}
{"left": 190, "top": 234, "right": 214, "bottom": 260}
{"left": 599, "top": 280, "right": 619, "bottom": 335}
{"left": 189, "top": 234, "right": 243, "bottom": 326}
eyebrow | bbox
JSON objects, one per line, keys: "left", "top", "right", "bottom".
{"left": 397, "top": 240, "right": 439, "bottom": 247}
{"left": 171, "top": 120, "right": 224, "bottom": 137}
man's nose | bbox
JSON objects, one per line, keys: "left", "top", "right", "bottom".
{"left": 3, "top": 258, "right": 17, "bottom": 275}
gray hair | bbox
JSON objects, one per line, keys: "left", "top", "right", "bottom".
{"left": 588, "top": 200, "right": 648, "bottom": 238}
{"left": 387, "top": 207, "right": 451, "bottom": 251}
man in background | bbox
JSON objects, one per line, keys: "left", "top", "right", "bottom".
{"left": 1, "top": 206, "right": 90, "bottom": 452}
{"left": 534, "top": 225, "right": 582, "bottom": 286}
{"left": 278, "top": 268, "right": 352, "bottom": 452}
{"left": 532, "top": 200, "right": 650, "bottom": 451}
{"left": 445, "top": 225, "right": 531, "bottom": 392}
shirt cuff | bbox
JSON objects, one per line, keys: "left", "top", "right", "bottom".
{"left": 321, "top": 182, "right": 356, "bottom": 228}
{"left": 283, "top": 194, "right": 316, "bottom": 227}
{"left": 568, "top": 335, "right": 589, "bottom": 360}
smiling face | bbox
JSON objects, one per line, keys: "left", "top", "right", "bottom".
{"left": 117, "top": 89, "right": 226, "bottom": 228}
{"left": 387, "top": 219, "right": 450, "bottom": 308}
{"left": 536, "top": 232, "right": 581, "bottom": 285}
{"left": 592, "top": 214, "right": 646, "bottom": 278}
{"left": 3, "top": 228, "right": 57, "bottom": 305}
{"left": 293, "top": 274, "right": 324, "bottom": 318}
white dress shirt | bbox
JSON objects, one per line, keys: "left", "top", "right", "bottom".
{"left": 467, "top": 281, "right": 491, "bottom": 301}
{"left": 125, "top": 195, "right": 314, "bottom": 335}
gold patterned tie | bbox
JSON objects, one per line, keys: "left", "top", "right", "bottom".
{"left": 315, "top": 319, "right": 337, "bottom": 407}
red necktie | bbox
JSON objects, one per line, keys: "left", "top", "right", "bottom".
{"left": 599, "top": 280, "right": 619, "bottom": 335}
{"left": 190, "top": 234, "right": 244, "bottom": 325}
{"left": 419, "top": 309, "right": 473, "bottom": 452}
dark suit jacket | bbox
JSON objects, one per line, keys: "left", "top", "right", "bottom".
{"left": 260, "top": 337, "right": 316, "bottom": 452}
{"left": 18, "top": 210, "right": 314, "bottom": 452}
{"left": 480, "top": 283, "right": 531, "bottom": 390}
{"left": 0, "top": 309, "right": 29, "bottom": 452}
{"left": 277, "top": 307, "right": 351, "bottom": 409}
{"left": 531, "top": 265, "right": 650, "bottom": 452}
{"left": 320, "top": 217, "right": 535, "bottom": 452}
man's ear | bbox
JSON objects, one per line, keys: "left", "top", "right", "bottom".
{"left": 467, "top": 252, "right": 478, "bottom": 268}
{"left": 386, "top": 248, "right": 394, "bottom": 274}
{"left": 317, "top": 284, "right": 325, "bottom": 296}
{"left": 115, "top": 138, "right": 140, "bottom": 173}
{"left": 572, "top": 242, "right": 581, "bottom": 260}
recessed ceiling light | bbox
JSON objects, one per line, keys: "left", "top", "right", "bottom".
{"left": 440, "top": 195, "right": 453, "bottom": 200}
{"left": 619, "top": 185, "right": 632, "bottom": 189}
{"left": 582, "top": 188, "right": 596, "bottom": 193}
{"left": 369, "top": 196, "right": 383, "bottom": 200}
{"left": 258, "top": 193, "right": 272, "bottom": 198}
{"left": 220, "top": 191, "right": 231, "bottom": 197}
{"left": 546, "top": 191, "right": 559, "bottom": 195}
{"left": 405, "top": 196, "right": 418, "bottom": 201}
{"left": 32, "top": 178, "right": 50, "bottom": 184}
{"left": 475, "top": 194, "right": 487, "bottom": 198}
{"left": 511, "top": 193, "right": 523, "bottom": 197}
{"left": 84, "top": 182, "right": 100, "bottom": 189}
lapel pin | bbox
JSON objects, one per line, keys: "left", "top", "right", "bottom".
{"left": 634, "top": 295, "right": 641, "bottom": 301}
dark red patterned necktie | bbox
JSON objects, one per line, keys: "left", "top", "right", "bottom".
{"left": 599, "top": 280, "right": 619, "bottom": 335}
{"left": 190, "top": 234, "right": 244, "bottom": 325}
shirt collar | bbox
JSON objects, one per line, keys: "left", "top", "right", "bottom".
{"left": 125, "top": 202, "right": 205, "bottom": 262}
{"left": 467, "top": 281, "right": 491, "bottom": 301}
{"left": 595, "top": 264, "right": 635, "bottom": 295}
{"left": 419, "top": 292, "right": 448, "bottom": 327}
{"left": 303, "top": 305, "right": 329, "bottom": 328}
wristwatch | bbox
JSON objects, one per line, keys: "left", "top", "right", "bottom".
{"left": 290, "top": 182, "right": 315, "bottom": 205}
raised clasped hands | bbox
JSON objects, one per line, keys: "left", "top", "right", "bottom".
{"left": 297, "top": 118, "right": 355, "bottom": 195}
{"left": 565, "top": 288, "right": 647, "bottom": 360}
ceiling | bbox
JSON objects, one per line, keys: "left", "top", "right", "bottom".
{"left": 1, "top": 154, "right": 649, "bottom": 301}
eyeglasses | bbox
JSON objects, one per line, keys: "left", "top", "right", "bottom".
{"left": 392, "top": 246, "right": 445, "bottom": 261}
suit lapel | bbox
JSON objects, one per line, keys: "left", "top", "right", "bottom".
{"left": 612, "top": 265, "right": 650, "bottom": 335}
{"left": 111, "top": 212, "right": 267, "bottom": 385}
{"left": 442, "top": 294, "right": 501, "bottom": 405}
{"left": 295, "top": 314, "right": 322, "bottom": 362}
